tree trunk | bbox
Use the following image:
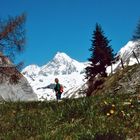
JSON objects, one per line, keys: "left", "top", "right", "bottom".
{"left": 121, "top": 58, "right": 124, "bottom": 69}
{"left": 111, "top": 63, "right": 113, "bottom": 74}
{"left": 132, "top": 50, "right": 140, "bottom": 64}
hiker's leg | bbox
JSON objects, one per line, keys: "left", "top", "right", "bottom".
{"left": 59, "top": 93, "right": 61, "bottom": 100}
{"left": 58, "top": 93, "right": 61, "bottom": 100}
{"left": 56, "top": 94, "right": 59, "bottom": 100}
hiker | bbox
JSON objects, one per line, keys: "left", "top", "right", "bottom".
{"left": 54, "top": 78, "right": 63, "bottom": 100}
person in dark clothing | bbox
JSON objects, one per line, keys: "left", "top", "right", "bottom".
{"left": 54, "top": 78, "right": 62, "bottom": 100}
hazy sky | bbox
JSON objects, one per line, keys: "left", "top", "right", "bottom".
{"left": 0, "top": 0, "right": 140, "bottom": 66}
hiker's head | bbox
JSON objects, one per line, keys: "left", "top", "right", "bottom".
{"left": 55, "top": 78, "right": 59, "bottom": 83}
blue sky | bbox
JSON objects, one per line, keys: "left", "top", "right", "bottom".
{"left": 0, "top": 0, "right": 140, "bottom": 66}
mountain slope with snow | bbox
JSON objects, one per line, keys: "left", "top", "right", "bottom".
{"left": 118, "top": 41, "right": 140, "bottom": 64}
{"left": 22, "top": 41, "right": 140, "bottom": 101}
{"left": 22, "top": 52, "right": 88, "bottom": 100}
{"left": 39, "top": 52, "right": 86, "bottom": 76}
{"left": 107, "top": 40, "right": 140, "bottom": 73}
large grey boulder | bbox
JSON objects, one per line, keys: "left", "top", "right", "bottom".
{"left": 0, "top": 53, "right": 38, "bottom": 101}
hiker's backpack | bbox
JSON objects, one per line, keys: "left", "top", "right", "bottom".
{"left": 60, "top": 84, "right": 64, "bottom": 93}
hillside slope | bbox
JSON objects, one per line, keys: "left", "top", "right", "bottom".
{"left": 92, "top": 64, "right": 140, "bottom": 99}
{"left": 1, "top": 65, "right": 140, "bottom": 140}
{"left": 1, "top": 92, "right": 139, "bottom": 139}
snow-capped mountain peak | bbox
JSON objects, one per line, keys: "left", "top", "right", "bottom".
{"left": 119, "top": 41, "right": 135, "bottom": 56}
{"left": 39, "top": 52, "right": 86, "bottom": 76}
{"left": 118, "top": 41, "right": 138, "bottom": 59}
{"left": 106, "top": 40, "right": 140, "bottom": 74}
{"left": 117, "top": 40, "right": 140, "bottom": 64}
{"left": 53, "top": 52, "right": 72, "bottom": 63}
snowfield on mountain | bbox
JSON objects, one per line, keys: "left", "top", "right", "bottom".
{"left": 107, "top": 40, "right": 140, "bottom": 73}
{"left": 22, "top": 52, "right": 88, "bottom": 100}
{"left": 22, "top": 41, "right": 140, "bottom": 101}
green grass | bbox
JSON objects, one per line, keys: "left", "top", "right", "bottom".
{"left": 0, "top": 93, "right": 140, "bottom": 140}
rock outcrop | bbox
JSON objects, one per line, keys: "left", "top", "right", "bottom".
{"left": 0, "top": 52, "right": 37, "bottom": 101}
{"left": 92, "top": 64, "right": 140, "bottom": 99}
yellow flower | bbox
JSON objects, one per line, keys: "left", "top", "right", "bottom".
{"left": 110, "top": 109, "right": 115, "bottom": 114}
{"left": 129, "top": 99, "right": 132, "bottom": 102}
{"left": 121, "top": 111, "right": 125, "bottom": 116}
{"left": 131, "top": 105, "right": 134, "bottom": 108}
{"left": 106, "top": 113, "right": 110, "bottom": 116}
{"left": 123, "top": 102, "right": 131, "bottom": 105}
{"left": 12, "top": 110, "right": 16, "bottom": 114}
{"left": 112, "top": 104, "right": 115, "bottom": 107}
{"left": 104, "top": 101, "right": 108, "bottom": 105}
{"left": 121, "top": 110, "right": 124, "bottom": 113}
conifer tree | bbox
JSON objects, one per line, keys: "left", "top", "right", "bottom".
{"left": 133, "top": 19, "right": 140, "bottom": 40}
{"left": 86, "top": 23, "right": 115, "bottom": 80}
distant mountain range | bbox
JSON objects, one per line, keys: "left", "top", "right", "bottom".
{"left": 22, "top": 52, "right": 88, "bottom": 100}
{"left": 22, "top": 40, "right": 140, "bottom": 101}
